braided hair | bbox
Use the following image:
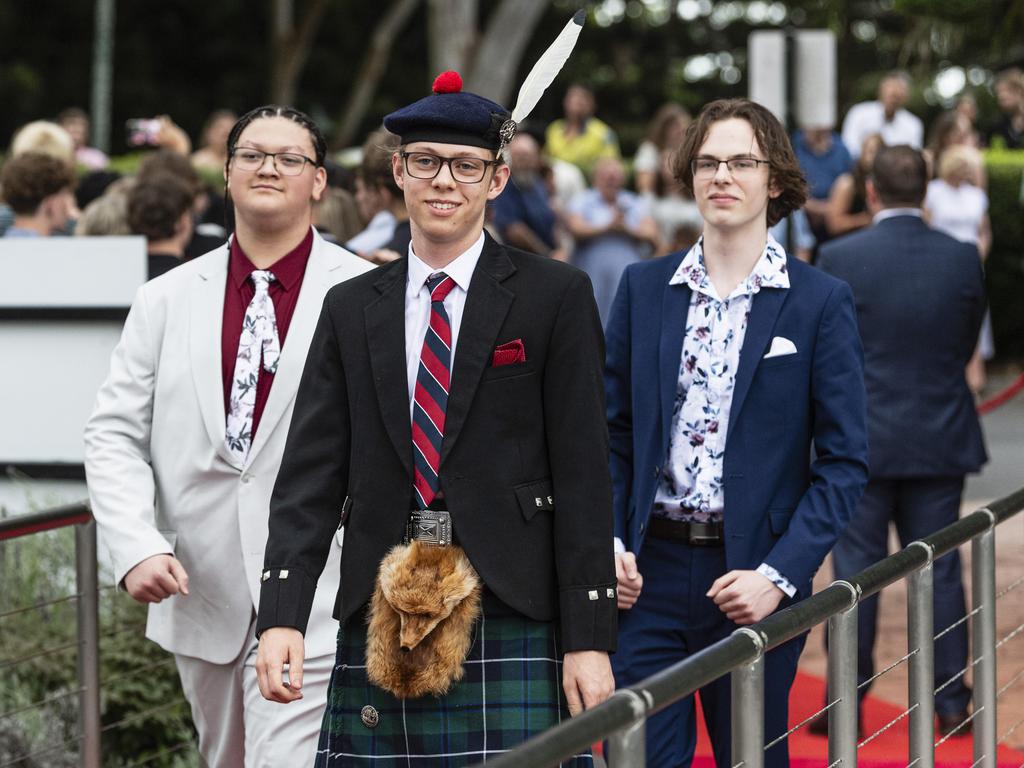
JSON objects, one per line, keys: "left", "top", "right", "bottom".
{"left": 225, "top": 105, "right": 327, "bottom": 170}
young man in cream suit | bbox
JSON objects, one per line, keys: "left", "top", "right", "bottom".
{"left": 84, "top": 107, "right": 372, "bottom": 767}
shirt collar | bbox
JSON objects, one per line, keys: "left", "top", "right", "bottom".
{"left": 407, "top": 232, "right": 485, "bottom": 294}
{"left": 873, "top": 207, "right": 923, "bottom": 225}
{"left": 670, "top": 234, "right": 790, "bottom": 299}
{"left": 229, "top": 227, "right": 314, "bottom": 292}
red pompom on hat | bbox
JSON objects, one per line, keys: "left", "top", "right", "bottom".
{"left": 432, "top": 71, "right": 463, "bottom": 94}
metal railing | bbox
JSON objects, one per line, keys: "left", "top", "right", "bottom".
{"left": 0, "top": 502, "right": 196, "bottom": 767}
{"left": 483, "top": 486, "right": 1024, "bottom": 768}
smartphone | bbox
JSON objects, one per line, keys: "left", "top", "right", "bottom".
{"left": 125, "top": 118, "right": 162, "bottom": 147}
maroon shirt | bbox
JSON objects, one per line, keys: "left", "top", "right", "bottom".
{"left": 222, "top": 229, "right": 313, "bottom": 439}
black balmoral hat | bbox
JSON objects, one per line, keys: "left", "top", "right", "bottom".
{"left": 384, "top": 71, "right": 511, "bottom": 152}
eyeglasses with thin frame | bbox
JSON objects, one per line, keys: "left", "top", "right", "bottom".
{"left": 691, "top": 156, "right": 771, "bottom": 179}
{"left": 231, "top": 148, "right": 318, "bottom": 176}
{"left": 400, "top": 151, "right": 501, "bottom": 184}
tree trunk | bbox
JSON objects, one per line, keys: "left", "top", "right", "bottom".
{"left": 270, "top": 0, "right": 331, "bottom": 105}
{"left": 331, "top": 0, "right": 422, "bottom": 148}
{"left": 427, "top": 0, "right": 477, "bottom": 77}
{"left": 464, "top": 0, "right": 550, "bottom": 105}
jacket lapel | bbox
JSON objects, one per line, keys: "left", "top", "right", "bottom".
{"left": 245, "top": 235, "right": 339, "bottom": 467}
{"left": 189, "top": 245, "right": 239, "bottom": 469}
{"left": 727, "top": 286, "right": 787, "bottom": 434}
{"left": 366, "top": 258, "right": 415, "bottom": 477}
{"left": 440, "top": 238, "right": 516, "bottom": 467}
{"left": 659, "top": 277, "right": 691, "bottom": 456}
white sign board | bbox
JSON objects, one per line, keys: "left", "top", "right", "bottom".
{"left": 748, "top": 29, "right": 837, "bottom": 129}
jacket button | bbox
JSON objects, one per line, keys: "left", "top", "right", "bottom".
{"left": 360, "top": 705, "right": 379, "bottom": 728}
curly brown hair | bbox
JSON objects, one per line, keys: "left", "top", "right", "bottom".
{"left": 1, "top": 152, "right": 76, "bottom": 214}
{"left": 672, "top": 99, "right": 807, "bottom": 227}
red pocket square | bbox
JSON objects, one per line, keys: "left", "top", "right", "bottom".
{"left": 492, "top": 339, "right": 526, "bottom": 367}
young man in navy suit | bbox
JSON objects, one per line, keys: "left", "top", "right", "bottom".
{"left": 605, "top": 99, "right": 869, "bottom": 767}
{"left": 817, "top": 145, "right": 986, "bottom": 735}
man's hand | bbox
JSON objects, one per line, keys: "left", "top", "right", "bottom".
{"left": 562, "top": 650, "right": 614, "bottom": 716}
{"left": 614, "top": 552, "right": 643, "bottom": 610}
{"left": 123, "top": 554, "right": 189, "bottom": 604}
{"left": 707, "top": 570, "right": 784, "bottom": 625}
{"left": 256, "top": 628, "right": 306, "bottom": 704}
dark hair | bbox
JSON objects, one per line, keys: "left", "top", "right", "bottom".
{"left": 226, "top": 105, "right": 327, "bottom": 169}
{"left": 646, "top": 102, "right": 691, "bottom": 150}
{"left": 127, "top": 173, "right": 195, "bottom": 240}
{"left": 359, "top": 129, "right": 401, "bottom": 197}
{"left": 57, "top": 107, "right": 89, "bottom": 124}
{"left": 137, "top": 150, "right": 203, "bottom": 197}
{"left": 0, "top": 152, "right": 76, "bottom": 214}
{"left": 871, "top": 145, "right": 927, "bottom": 206}
{"left": 672, "top": 98, "right": 807, "bottom": 227}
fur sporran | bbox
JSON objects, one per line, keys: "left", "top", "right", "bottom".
{"left": 365, "top": 541, "right": 482, "bottom": 699}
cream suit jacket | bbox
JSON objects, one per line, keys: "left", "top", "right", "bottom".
{"left": 84, "top": 232, "right": 372, "bottom": 664}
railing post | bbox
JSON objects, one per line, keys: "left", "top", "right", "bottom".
{"left": 76, "top": 519, "right": 101, "bottom": 768}
{"left": 731, "top": 629, "right": 765, "bottom": 768}
{"left": 971, "top": 524, "right": 997, "bottom": 768}
{"left": 828, "top": 581, "right": 860, "bottom": 768}
{"left": 606, "top": 689, "right": 648, "bottom": 768}
{"left": 907, "top": 544, "right": 935, "bottom": 768}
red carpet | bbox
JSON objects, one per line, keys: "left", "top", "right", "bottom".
{"left": 687, "top": 672, "right": 1024, "bottom": 767}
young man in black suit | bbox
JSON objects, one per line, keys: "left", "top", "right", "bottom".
{"left": 253, "top": 72, "right": 616, "bottom": 765}
{"left": 817, "top": 145, "right": 987, "bottom": 735}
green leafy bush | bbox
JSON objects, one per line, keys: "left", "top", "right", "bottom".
{"left": 984, "top": 148, "right": 1024, "bottom": 361}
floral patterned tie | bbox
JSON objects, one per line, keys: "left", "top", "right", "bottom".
{"left": 225, "top": 270, "right": 281, "bottom": 462}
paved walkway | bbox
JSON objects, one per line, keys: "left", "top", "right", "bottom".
{"left": 802, "top": 369, "right": 1024, "bottom": 749}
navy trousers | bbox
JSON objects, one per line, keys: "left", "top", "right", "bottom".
{"left": 830, "top": 476, "right": 971, "bottom": 717}
{"left": 611, "top": 535, "right": 804, "bottom": 768}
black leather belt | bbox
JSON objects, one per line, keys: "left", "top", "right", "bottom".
{"left": 648, "top": 516, "right": 724, "bottom": 546}
{"left": 405, "top": 509, "right": 452, "bottom": 546}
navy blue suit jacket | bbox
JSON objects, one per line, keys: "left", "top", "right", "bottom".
{"left": 605, "top": 252, "right": 869, "bottom": 598}
{"left": 817, "top": 214, "right": 987, "bottom": 478}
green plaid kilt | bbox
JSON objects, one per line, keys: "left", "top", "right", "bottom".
{"left": 314, "top": 592, "right": 592, "bottom": 767}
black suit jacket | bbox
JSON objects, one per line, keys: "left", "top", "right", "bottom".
{"left": 257, "top": 235, "right": 617, "bottom": 652}
{"left": 817, "top": 214, "right": 987, "bottom": 478}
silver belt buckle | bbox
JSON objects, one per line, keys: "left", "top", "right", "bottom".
{"left": 406, "top": 510, "right": 452, "bottom": 546}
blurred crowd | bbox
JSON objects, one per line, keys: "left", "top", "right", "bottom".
{"left": 2, "top": 66, "right": 1022, "bottom": 384}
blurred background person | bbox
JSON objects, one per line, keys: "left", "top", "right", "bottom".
{"left": 127, "top": 172, "right": 195, "bottom": 279}
{"left": 491, "top": 131, "right": 564, "bottom": 259}
{"left": 826, "top": 133, "right": 884, "bottom": 238}
{"left": 346, "top": 129, "right": 407, "bottom": 262}
{"left": 927, "top": 110, "right": 983, "bottom": 184}
{"left": 1, "top": 120, "right": 77, "bottom": 235}
{"left": 841, "top": 71, "right": 923, "bottom": 157}
{"left": 57, "top": 107, "right": 109, "bottom": 169}
{"left": 925, "top": 144, "right": 993, "bottom": 393}
{"left": 545, "top": 82, "right": 620, "bottom": 177}
{"left": 634, "top": 103, "right": 690, "bottom": 196}
{"left": 75, "top": 177, "right": 133, "bottom": 236}
{"left": 987, "top": 67, "right": 1024, "bottom": 149}
{"left": 312, "top": 186, "right": 362, "bottom": 246}
{"left": 137, "top": 149, "right": 225, "bottom": 258}
{"left": 566, "top": 156, "right": 659, "bottom": 324}
{"left": 770, "top": 208, "right": 816, "bottom": 263}
{"left": 0, "top": 151, "right": 77, "bottom": 238}
{"left": 191, "top": 109, "right": 238, "bottom": 175}
{"left": 792, "top": 124, "right": 852, "bottom": 247}
{"left": 954, "top": 91, "right": 982, "bottom": 146}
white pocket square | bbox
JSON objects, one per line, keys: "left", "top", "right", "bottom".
{"left": 763, "top": 336, "right": 797, "bottom": 359}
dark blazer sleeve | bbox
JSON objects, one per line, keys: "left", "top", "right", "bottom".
{"left": 604, "top": 266, "right": 633, "bottom": 545}
{"left": 256, "top": 297, "right": 351, "bottom": 637}
{"left": 762, "top": 282, "right": 870, "bottom": 591}
{"left": 544, "top": 270, "right": 618, "bottom": 652}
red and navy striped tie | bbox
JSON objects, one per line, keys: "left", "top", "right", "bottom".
{"left": 412, "top": 272, "right": 456, "bottom": 508}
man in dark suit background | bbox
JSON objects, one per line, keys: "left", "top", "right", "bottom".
{"left": 253, "top": 72, "right": 616, "bottom": 765}
{"left": 817, "top": 144, "right": 987, "bottom": 734}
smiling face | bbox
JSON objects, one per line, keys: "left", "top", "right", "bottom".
{"left": 225, "top": 116, "right": 326, "bottom": 229}
{"left": 692, "top": 118, "right": 779, "bottom": 235}
{"left": 393, "top": 141, "right": 509, "bottom": 259}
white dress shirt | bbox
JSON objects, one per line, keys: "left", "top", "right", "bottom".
{"left": 404, "top": 233, "right": 485, "bottom": 414}
{"left": 841, "top": 100, "right": 923, "bottom": 158}
{"left": 346, "top": 210, "right": 398, "bottom": 255}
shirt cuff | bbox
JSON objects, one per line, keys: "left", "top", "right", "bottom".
{"left": 757, "top": 562, "right": 797, "bottom": 598}
{"left": 613, "top": 537, "right": 626, "bottom": 554}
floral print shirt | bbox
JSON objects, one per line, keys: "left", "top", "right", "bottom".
{"left": 652, "top": 235, "right": 796, "bottom": 595}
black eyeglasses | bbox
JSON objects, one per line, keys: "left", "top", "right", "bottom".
{"left": 231, "top": 148, "right": 318, "bottom": 176}
{"left": 691, "top": 156, "right": 771, "bottom": 179}
{"left": 400, "top": 152, "right": 501, "bottom": 183}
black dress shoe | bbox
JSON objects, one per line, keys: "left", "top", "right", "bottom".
{"left": 937, "top": 710, "right": 971, "bottom": 737}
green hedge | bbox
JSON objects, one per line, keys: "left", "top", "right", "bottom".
{"left": 984, "top": 148, "right": 1024, "bottom": 361}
